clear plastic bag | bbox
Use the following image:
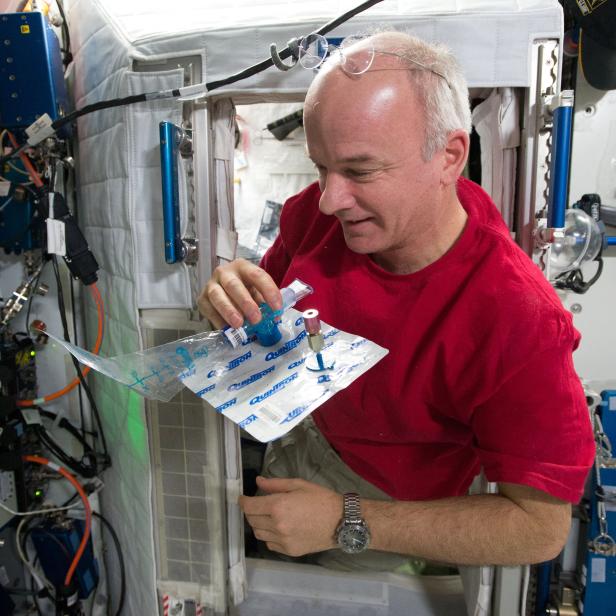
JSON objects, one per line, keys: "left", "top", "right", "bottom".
{"left": 45, "top": 309, "right": 388, "bottom": 442}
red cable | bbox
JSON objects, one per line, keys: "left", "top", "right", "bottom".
{"left": 18, "top": 283, "right": 105, "bottom": 407}
{"left": 6, "top": 131, "right": 106, "bottom": 407}
{"left": 22, "top": 455, "right": 92, "bottom": 587}
{"left": 6, "top": 131, "right": 44, "bottom": 189}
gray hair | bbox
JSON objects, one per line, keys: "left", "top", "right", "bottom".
{"left": 340, "top": 31, "right": 472, "bottom": 161}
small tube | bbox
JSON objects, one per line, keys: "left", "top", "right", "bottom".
{"left": 281, "top": 279, "right": 313, "bottom": 311}
{"left": 302, "top": 309, "right": 321, "bottom": 335}
{"left": 302, "top": 308, "right": 324, "bottom": 353}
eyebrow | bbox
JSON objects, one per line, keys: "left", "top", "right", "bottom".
{"left": 309, "top": 154, "right": 382, "bottom": 165}
{"left": 338, "top": 155, "right": 380, "bottom": 164}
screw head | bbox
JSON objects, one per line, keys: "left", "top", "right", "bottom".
{"left": 570, "top": 303, "right": 582, "bottom": 314}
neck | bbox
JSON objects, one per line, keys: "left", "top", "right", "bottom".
{"left": 371, "top": 190, "right": 468, "bottom": 275}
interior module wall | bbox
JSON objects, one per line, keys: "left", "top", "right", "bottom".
{"left": 566, "top": 73, "right": 616, "bottom": 389}
{"left": 234, "top": 103, "right": 317, "bottom": 254}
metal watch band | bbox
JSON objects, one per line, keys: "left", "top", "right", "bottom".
{"left": 343, "top": 492, "right": 362, "bottom": 524}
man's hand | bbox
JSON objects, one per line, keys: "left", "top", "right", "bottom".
{"left": 197, "top": 259, "right": 282, "bottom": 329}
{"left": 239, "top": 476, "right": 342, "bottom": 557}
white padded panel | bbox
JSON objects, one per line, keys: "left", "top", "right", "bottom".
{"left": 72, "top": 0, "right": 563, "bottom": 94}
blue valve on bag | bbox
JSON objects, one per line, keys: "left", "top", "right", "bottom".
{"left": 223, "top": 279, "right": 313, "bottom": 348}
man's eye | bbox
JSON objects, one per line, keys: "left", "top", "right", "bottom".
{"left": 346, "top": 169, "right": 374, "bottom": 179}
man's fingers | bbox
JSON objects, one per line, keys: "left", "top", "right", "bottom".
{"left": 198, "top": 285, "right": 241, "bottom": 329}
{"left": 197, "top": 259, "right": 282, "bottom": 329}
{"left": 244, "top": 266, "right": 282, "bottom": 312}
{"left": 255, "top": 475, "right": 305, "bottom": 494}
{"left": 217, "top": 268, "right": 262, "bottom": 324}
{"left": 203, "top": 281, "right": 246, "bottom": 329}
{"left": 244, "top": 514, "right": 274, "bottom": 533}
{"left": 239, "top": 494, "right": 276, "bottom": 516}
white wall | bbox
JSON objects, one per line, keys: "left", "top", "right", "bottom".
{"left": 565, "top": 73, "right": 616, "bottom": 392}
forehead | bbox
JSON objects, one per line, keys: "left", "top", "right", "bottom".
{"left": 304, "top": 65, "right": 424, "bottom": 160}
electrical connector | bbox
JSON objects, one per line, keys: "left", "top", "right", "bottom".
{"left": 44, "top": 192, "right": 99, "bottom": 286}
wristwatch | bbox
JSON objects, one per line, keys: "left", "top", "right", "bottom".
{"left": 335, "top": 492, "right": 371, "bottom": 554}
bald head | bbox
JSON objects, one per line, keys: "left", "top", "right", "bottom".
{"left": 305, "top": 31, "right": 471, "bottom": 161}
{"left": 304, "top": 53, "right": 424, "bottom": 162}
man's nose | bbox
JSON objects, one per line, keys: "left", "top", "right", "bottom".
{"left": 318, "top": 173, "right": 355, "bottom": 216}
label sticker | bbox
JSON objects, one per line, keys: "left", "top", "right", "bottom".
{"left": 257, "top": 403, "right": 286, "bottom": 425}
{"left": 591, "top": 557, "right": 606, "bottom": 583}
{"left": 46, "top": 218, "right": 66, "bottom": 256}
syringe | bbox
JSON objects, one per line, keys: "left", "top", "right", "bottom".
{"left": 223, "top": 278, "right": 313, "bottom": 348}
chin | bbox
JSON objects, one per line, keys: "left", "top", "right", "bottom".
{"left": 343, "top": 239, "right": 377, "bottom": 255}
{"left": 342, "top": 232, "right": 382, "bottom": 256}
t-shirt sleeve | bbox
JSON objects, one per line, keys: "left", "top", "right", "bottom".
{"left": 471, "top": 339, "right": 595, "bottom": 503}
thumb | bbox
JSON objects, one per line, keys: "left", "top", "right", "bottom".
{"left": 256, "top": 475, "right": 304, "bottom": 494}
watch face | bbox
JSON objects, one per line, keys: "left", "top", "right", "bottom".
{"left": 338, "top": 523, "right": 371, "bottom": 554}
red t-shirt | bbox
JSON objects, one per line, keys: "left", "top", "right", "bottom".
{"left": 261, "top": 177, "right": 595, "bottom": 503}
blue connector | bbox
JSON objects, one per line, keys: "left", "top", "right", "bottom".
{"left": 223, "top": 279, "right": 313, "bottom": 348}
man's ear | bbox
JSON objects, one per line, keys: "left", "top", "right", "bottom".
{"left": 441, "top": 129, "right": 470, "bottom": 186}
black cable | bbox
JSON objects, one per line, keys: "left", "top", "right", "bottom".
{"left": 55, "top": 0, "right": 73, "bottom": 67}
{"left": 36, "top": 424, "right": 98, "bottom": 478}
{"left": 61, "top": 150, "right": 89, "bottom": 449}
{"left": 39, "top": 409, "right": 98, "bottom": 465}
{"left": 92, "top": 511, "right": 126, "bottom": 616}
{"left": 0, "top": 0, "right": 384, "bottom": 158}
{"left": 554, "top": 255, "right": 604, "bottom": 294}
{"left": 24, "top": 260, "right": 47, "bottom": 334}
{"left": 51, "top": 256, "right": 109, "bottom": 461}
{"left": 51, "top": 92, "right": 159, "bottom": 132}
{"left": 206, "top": 0, "right": 383, "bottom": 90}
{"left": 51, "top": 256, "right": 110, "bottom": 466}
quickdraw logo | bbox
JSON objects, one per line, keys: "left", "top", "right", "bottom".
{"left": 207, "top": 350, "right": 252, "bottom": 378}
{"left": 228, "top": 365, "right": 276, "bottom": 391}
{"left": 239, "top": 414, "right": 258, "bottom": 428}
{"left": 249, "top": 372, "right": 298, "bottom": 405}
{"left": 287, "top": 358, "right": 305, "bottom": 370}
{"left": 228, "top": 350, "right": 252, "bottom": 370}
{"left": 265, "top": 332, "right": 306, "bottom": 361}
{"left": 196, "top": 384, "right": 216, "bottom": 397}
{"left": 216, "top": 398, "right": 237, "bottom": 412}
{"left": 281, "top": 405, "right": 307, "bottom": 424}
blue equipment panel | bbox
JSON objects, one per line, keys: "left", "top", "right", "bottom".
{"left": 581, "top": 390, "right": 616, "bottom": 616}
{"left": 0, "top": 194, "right": 37, "bottom": 254}
{"left": 31, "top": 519, "right": 98, "bottom": 599}
{"left": 0, "top": 11, "right": 69, "bottom": 129}
{"left": 0, "top": 159, "right": 39, "bottom": 253}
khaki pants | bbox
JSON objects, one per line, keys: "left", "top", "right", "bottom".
{"left": 261, "top": 416, "right": 435, "bottom": 574}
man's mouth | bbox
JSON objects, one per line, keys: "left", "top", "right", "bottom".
{"left": 341, "top": 217, "right": 372, "bottom": 227}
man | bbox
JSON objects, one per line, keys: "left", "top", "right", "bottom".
{"left": 199, "top": 32, "right": 594, "bottom": 568}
